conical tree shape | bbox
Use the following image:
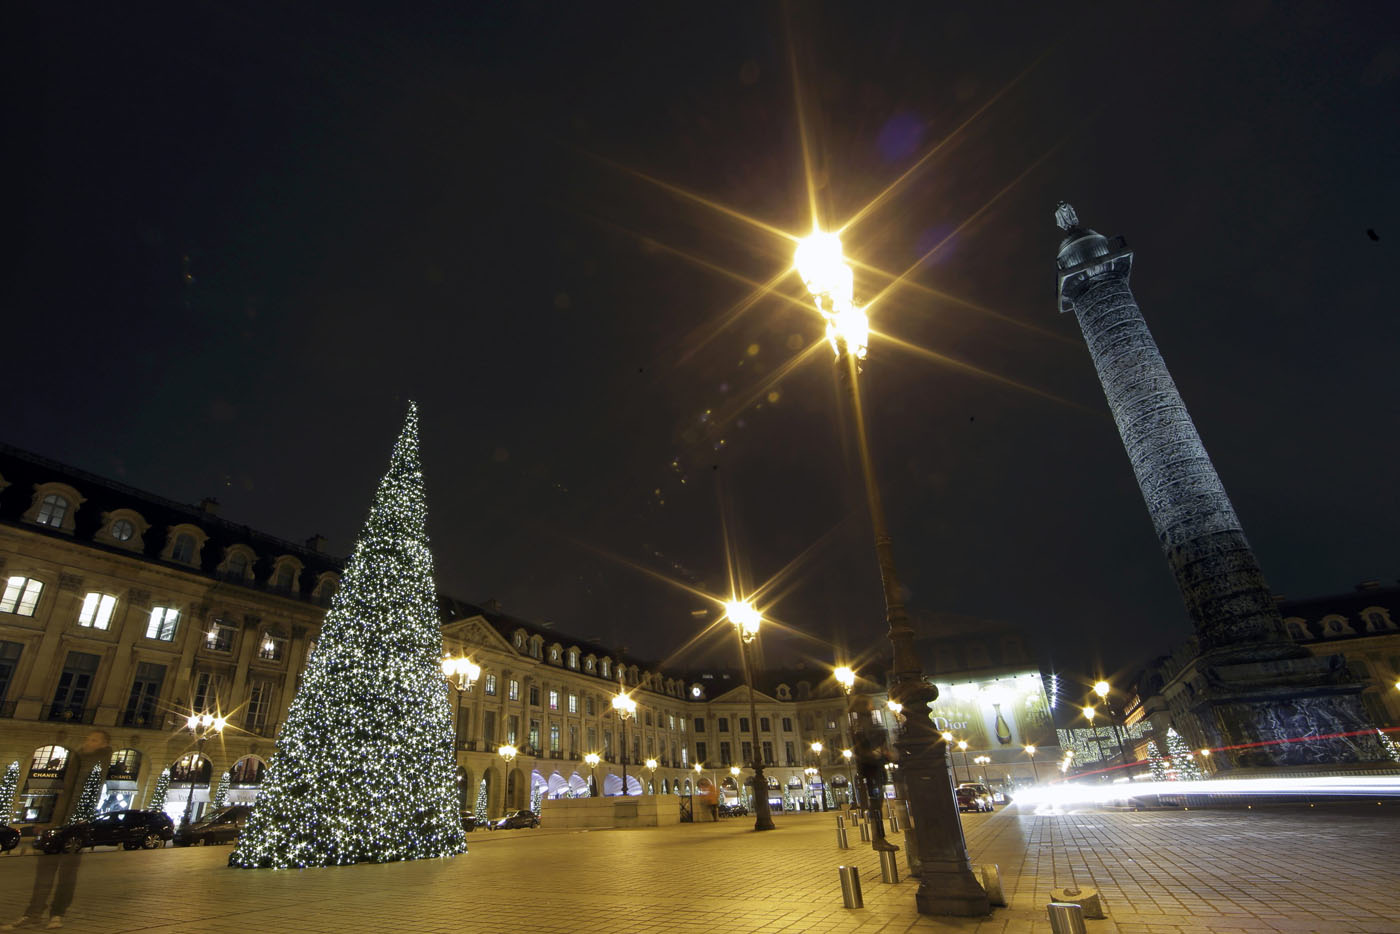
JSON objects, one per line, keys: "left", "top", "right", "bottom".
{"left": 231, "top": 403, "right": 466, "bottom": 868}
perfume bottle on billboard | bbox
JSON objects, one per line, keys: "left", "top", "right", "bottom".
{"left": 993, "top": 703, "right": 1013, "bottom": 745}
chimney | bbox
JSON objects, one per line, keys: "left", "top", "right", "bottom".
{"left": 305, "top": 534, "right": 327, "bottom": 553}
{"left": 1356, "top": 580, "right": 1381, "bottom": 592}
{"left": 483, "top": 598, "right": 501, "bottom": 612}
{"left": 199, "top": 497, "right": 220, "bottom": 515}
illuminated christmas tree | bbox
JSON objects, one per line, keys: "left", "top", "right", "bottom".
{"left": 213, "top": 771, "right": 230, "bottom": 809}
{"left": 474, "top": 780, "right": 488, "bottom": 822}
{"left": 1165, "top": 728, "right": 1204, "bottom": 781}
{"left": 1377, "top": 729, "right": 1400, "bottom": 764}
{"left": 1, "top": 761, "right": 17, "bottom": 822}
{"left": 148, "top": 768, "right": 171, "bottom": 811}
{"left": 68, "top": 764, "right": 103, "bottom": 824}
{"left": 231, "top": 403, "right": 465, "bottom": 868}
{"left": 530, "top": 783, "right": 543, "bottom": 814}
{"left": 1145, "top": 740, "right": 1168, "bottom": 781}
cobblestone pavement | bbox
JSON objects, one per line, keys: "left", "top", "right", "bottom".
{"left": 0, "top": 804, "right": 1396, "bottom": 933}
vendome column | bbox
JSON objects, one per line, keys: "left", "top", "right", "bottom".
{"left": 1054, "top": 202, "right": 1387, "bottom": 770}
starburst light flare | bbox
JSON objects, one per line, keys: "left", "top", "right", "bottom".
{"left": 230, "top": 402, "right": 465, "bottom": 869}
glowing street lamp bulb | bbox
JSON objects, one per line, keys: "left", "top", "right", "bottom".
{"left": 584, "top": 752, "right": 601, "bottom": 767}
{"left": 464, "top": 659, "right": 481, "bottom": 683}
{"left": 810, "top": 741, "right": 823, "bottom": 755}
{"left": 186, "top": 714, "right": 200, "bottom": 730}
{"left": 833, "top": 665, "right": 855, "bottom": 693}
{"left": 957, "top": 740, "right": 969, "bottom": 751}
{"left": 212, "top": 717, "right": 226, "bottom": 732}
{"left": 887, "top": 700, "right": 903, "bottom": 717}
{"left": 725, "top": 600, "right": 762, "bottom": 642}
{"left": 611, "top": 693, "right": 637, "bottom": 719}
{"left": 440, "top": 658, "right": 454, "bottom": 677}
{"left": 1200, "top": 749, "right": 1211, "bottom": 757}
{"left": 730, "top": 766, "right": 741, "bottom": 776}
{"left": 841, "top": 749, "right": 853, "bottom": 761}
{"left": 694, "top": 763, "right": 703, "bottom": 773}
{"left": 1082, "top": 705, "right": 1096, "bottom": 723}
{"left": 826, "top": 305, "right": 869, "bottom": 361}
{"left": 1093, "top": 680, "right": 1110, "bottom": 698}
{"left": 644, "top": 758, "right": 659, "bottom": 772}
{"left": 940, "top": 731, "right": 953, "bottom": 742}
{"left": 794, "top": 230, "right": 848, "bottom": 297}
{"left": 1024, "top": 745, "right": 1036, "bottom": 756}
{"left": 497, "top": 744, "right": 518, "bottom": 763}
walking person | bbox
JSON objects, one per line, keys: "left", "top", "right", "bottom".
{"left": 850, "top": 696, "right": 898, "bottom": 852}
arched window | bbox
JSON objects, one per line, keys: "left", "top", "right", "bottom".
{"left": 36, "top": 494, "right": 69, "bottom": 528}
{"left": 226, "top": 551, "right": 250, "bottom": 578}
{"left": 171, "top": 534, "right": 196, "bottom": 564}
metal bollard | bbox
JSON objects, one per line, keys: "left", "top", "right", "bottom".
{"left": 836, "top": 815, "right": 845, "bottom": 829}
{"left": 976, "top": 864, "right": 1006, "bottom": 907}
{"left": 836, "top": 825, "right": 849, "bottom": 848}
{"left": 858, "top": 821, "right": 870, "bottom": 841}
{"left": 1047, "top": 902, "right": 1088, "bottom": 934}
{"left": 878, "top": 848, "right": 900, "bottom": 884}
{"left": 838, "top": 866, "right": 863, "bottom": 908}
{"left": 888, "top": 812, "right": 900, "bottom": 834}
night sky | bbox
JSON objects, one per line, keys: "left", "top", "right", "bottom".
{"left": 11, "top": 2, "right": 1398, "bottom": 685}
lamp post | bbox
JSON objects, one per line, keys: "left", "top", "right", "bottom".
{"left": 441, "top": 655, "right": 481, "bottom": 751}
{"left": 796, "top": 231, "right": 987, "bottom": 914}
{"left": 810, "top": 741, "right": 829, "bottom": 811}
{"left": 841, "top": 748, "right": 854, "bottom": 808}
{"left": 611, "top": 690, "right": 637, "bottom": 797}
{"left": 1024, "top": 745, "right": 1041, "bottom": 784}
{"left": 725, "top": 600, "right": 776, "bottom": 831}
{"left": 730, "top": 765, "right": 743, "bottom": 811}
{"left": 644, "top": 758, "right": 659, "bottom": 795}
{"left": 584, "top": 752, "right": 601, "bottom": 797}
{"left": 803, "top": 767, "right": 819, "bottom": 810}
{"left": 956, "top": 741, "right": 970, "bottom": 786}
{"left": 973, "top": 755, "right": 990, "bottom": 783}
{"left": 691, "top": 762, "right": 702, "bottom": 819}
{"left": 1082, "top": 706, "right": 1109, "bottom": 768}
{"left": 1092, "top": 681, "right": 1129, "bottom": 765}
{"left": 179, "top": 712, "right": 225, "bottom": 835}
{"left": 497, "top": 744, "right": 517, "bottom": 814}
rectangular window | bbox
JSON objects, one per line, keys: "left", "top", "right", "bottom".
{"left": 785, "top": 741, "right": 795, "bottom": 766}
{"left": 245, "top": 680, "right": 275, "bottom": 732}
{"left": 668, "top": 714, "right": 675, "bottom": 731}
{"left": 78, "top": 592, "right": 117, "bottom": 629}
{"left": 587, "top": 726, "right": 597, "bottom": 749}
{"left": 739, "top": 717, "right": 750, "bottom": 733}
{"left": 741, "top": 741, "right": 752, "bottom": 764}
{"left": 586, "top": 695, "right": 595, "bottom": 716}
{"left": 549, "top": 723, "right": 560, "bottom": 752}
{"left": 646, "top": 736, "right": 655, "bottom": 756}
{"left": 509, "top": 679, "right": 520, "bottom": 701}
{"left": 569, "top": 725, "right": 578, "bottom": 755}
{"left": 680, "top": 747, "right": 688, "bottom": 767}
{"left": 49, "top": 651, "right": 100, "bottom": 721}
{"left": 633, "top": 736, "right": 640, "bottom": 762}
{"left": 192, "top": 671, "right": 225, "bottom": 713}
{"left": 762, "top": 741, "right": 773, "bottom": 765}
{"left": 485, "top": 674, "right": 497, "bottom": 696}
{"left": 719, "top": 741, "right": 731, "bottom": 764}
{"left": 204, "top": 621, "right": 236, "bottom": 652}
{"left": 1, "top": 576, "right": 44, "bottom": 616}
{"left": 679, "top": 718, "right": 686, "bottom": 733}
{"left": 483, "top": 710, "right": 497, "bottom": 744}
{"left": 603, "top": 730, "right": 613, "bottom": 759}
{"left": 782, "top": 717, "right": 792, "bottom": 732}
{"left": 548, "top": 690, "right": 559, "bottom": 710}
{"left": 695, "top": 741, "right": 707, "bottom": 764}
{"left": 108, "top": 749, "right": 140, "bottom": 781}
{"left": 644, "top": 710, "right": 653, "bottom": 727}
{"left": 145, "top": 606, "right": 180, "bottom": 642}
{"left": 718, "top": 717, "right": 729, "bottom": 732}
{"left": 122, "top": 662, "right": 166, "bottom": 728}
{"left": 694, "top": 717, "right": 705, "bottom": 732}
{"left": 872, "top": 709, "right": 884, "bottom": 727}
{"left": 507, "top": 715, "right": 519, "bottom": 744}
{"left": 529, "top": 719, "right": 540, "bottom": 751}
{"left": 0, "top": 640, "right": 24, "bottom": 703}
{"left": 568, "top": 693, "right": 577, "bottom": 714}
{"left": 529, "top": 685, "right": 540, "bottom": 706}
{"left": 759, "top": 717, "right": 770, "bottom": 732}
{"left": 258, "top": 636, "right": 285, "bottom": 661}
{"left": 827, "top": 717, "right": 838, "bottom": 730}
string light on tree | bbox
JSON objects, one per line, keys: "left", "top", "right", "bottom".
{"left": 230, "top": 403, "right": 466, "bottom": 869}
{"left": 213, "top": 772, "right": 230, "bottom": 809}
{"left": 148, "top": 769, "right": 171, "bottom": 812}
{"left": 474, "top": 780, "right": 489, "bottom": 822}
{"left": 68, "top": 764, "right": 103, "bottom": 824}
{"left": 1, "top": 761, "right": 18, "bottom": 822}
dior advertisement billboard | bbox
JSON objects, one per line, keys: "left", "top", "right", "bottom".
{"left": 923, "top": 673, "right": 1056, "bottom": 751}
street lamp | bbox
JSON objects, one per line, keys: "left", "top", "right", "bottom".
{"left": 973, "top": 755, "right": 991, "bottom": 783}
{"left": 810, "top": 740, "right": 828, "bottom": 811}
{"left": 497, "top": 744, "right": 518, "bottom": 763}
{"left": 1024, "top": 745, "right": 1041, "bottom": 784}
{"left": 180, "top": 712, "right": 225, "bottom": 834}
{"left": 644, "top": 757, "right": 659, "bottom": 795}
{"left": 1082, "top": 705, "right": 1108, "bottom": 766}
{"left": 841, "top": 748, "right": 854, "bottom": 807}
{"left": 1088, "top": 681, "right": 1128, "bottom": 765}
{"left": 441, "top": 655, "right": 481, "bottom": 751}
{"left": 796, "top": 229, "right": 986, "bottom": 914}
{"left": 584, "top": 752, "right": 601, "bottom": 797}
{"left": 691, "top": 762, "right": 702, "bottom": 819}
{"left": 725, "top": 599, "right": 776, "bottom": 831}
{"left": 956, "top": 740, "right": 970, "bottom": 785}
{"left": 834, "top": 665, "right": 856, "bottom": 695}
{"left": 611, "top": 690, "right": 637, "bottom": 797}
{"left": 729, "top": 764, "right": 742, "bottom": 811}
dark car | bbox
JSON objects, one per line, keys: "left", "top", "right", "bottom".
{"left": 38, "top": 809, "right": 174, "bottom": 854}
{"left": 174, "top": 805, "right": 252, "bottom": 846}
{"left": 955, "top": 787, "right": 985, "bottom": 813}
{"left": 718, "top": 803, "right": 748, "bottom": 818}
{"left": 461, "top": 814, "right": 491, "bottom": 833}
{"left": 493, "top": 809, "right": 539, "bottom": 830}
{"left": 0, "top": 825, "right": 20, "bottom": 853}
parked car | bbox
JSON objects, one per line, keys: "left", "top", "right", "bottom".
{"left": 493, "top": 809, "right": 540, "bottom": 830}
{"left": 38, "top": 809, "right": 174, "bottom": 854}
{"left": 955, "top": 787, "right": 987, "bottom": 813}
{"left": 0, "top": 825, "right": 20, "bottom": 853}
{"left": 174, "top": 805, "right": 252, "bottom": 846}
{"left": 718, "top": 803, "right": 748, "bottom": 818}
{"left": 461, "top": 814, "right": 491, "bottom": 832}
{"left": 957, "top": 783, "right": 995, "bottom": 812}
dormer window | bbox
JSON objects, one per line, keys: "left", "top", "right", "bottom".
{"left": 228, "top": 552, "right": 249, "bottom": 578}
{"left": 567, "top": 650, "right": 578, "bottom": 670}
{"left": 110, "top": 519, "right": 135, "bottom": 542}
{"left": 549, "top": 646, "right": 560, "bottom": 663}
{"left": 274, "top": 565, "right": 294, "bottom": 590}
{"left": 585, "top": 657, "right": 595, "bottom": 673}
{"left": 601, "top": 659, "right": 611, "bottom": 679}
{"left": 36, "top": 494, "right": 69, "bottom": 528}
{"left": 514, "top": 632, "right": 525, "bottom": 649}
{"left": 171, "top": 534, "right": 196, "bottom": 564}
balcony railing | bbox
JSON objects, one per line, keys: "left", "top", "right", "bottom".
{"left": 42, "top": 705, "right": 95, "bottom": 724}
